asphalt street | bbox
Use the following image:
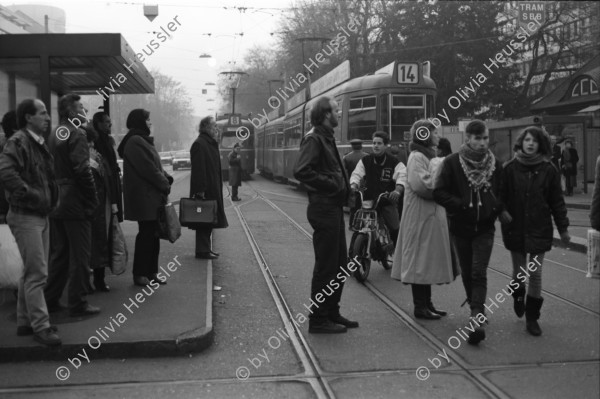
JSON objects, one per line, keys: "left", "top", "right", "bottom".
{"left": 0, "top": 169, "right": 597, "bottom": 399}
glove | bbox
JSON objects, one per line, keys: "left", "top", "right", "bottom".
{"left": 196, "top": 191, "right": 206, "bottom": 200}
{"left": 560, "top": 230, "right": 571, "bottom": 245}
{"left": 167, "top": 175, "right": 174, "bottom": 185}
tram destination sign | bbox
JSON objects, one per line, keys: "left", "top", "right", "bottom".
{"left": 517, "top": 1, "right": 546, "bottom": 26}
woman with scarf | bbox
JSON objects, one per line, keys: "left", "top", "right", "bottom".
{"left": 433, "top": 119, "right": 503, "bottom": 345}
{"left": 391, "top": 120, "right": 454, "bottom": 320}
{"left": 499, "top": 126, "right": 570, "bottom": 336}
{"left": 117, "top": 109, "right": 173, "bottom": 287}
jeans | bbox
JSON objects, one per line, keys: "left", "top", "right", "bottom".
{"left": 307, "top": 202, "right": 347, "bottom": 322}
{"left": 510, "top": 251, "right": 544, "bottom": 298}
{"left": 452, "top": 229, "right": 495, "bottom": 315}
{"left": 132, "top": 221, "right": 160, "bottom": 278}
{"left": 45, "top": 219, "right": 92, "bottom": 312}
{"left": 7, "top": 210, "right": 51, "bottom": 333}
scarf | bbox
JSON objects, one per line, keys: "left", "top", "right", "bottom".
{"left": 409, "top": 141, "right": 436, "bottom": 160}
{"left": 458, "top": 144, "right": 496, "bottom": 207}
{"left": 515, "top": 150, "right": 548, "bottom": 166}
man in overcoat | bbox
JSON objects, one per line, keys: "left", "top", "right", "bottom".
{"left": 190, "top": 116, "right": 228, "bottom": 259}
{"left": 294, "top": 96, "right": 358, "bottom": 334}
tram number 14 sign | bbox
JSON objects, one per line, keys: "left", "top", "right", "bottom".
{"left": 518, "top": 1, "right": 546, "bottom": 24}
{"left": 397, "top": 63, "right": 419, "bottom": 85}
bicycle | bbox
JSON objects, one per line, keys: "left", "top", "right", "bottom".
{"left": 348, "top": 190, "right": 395, "bottom": 282}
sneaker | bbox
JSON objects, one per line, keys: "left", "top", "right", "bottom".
{"left": 33, "top": 327, "right": 62, "bottom": 347}
{"left": 69, "top": 304, "right": 101, "bottom": 317}
{"left": 308, "top": 320, "right": 347, "bottom": 334}
{"left": 17, "top": 325, "right": 58, "bottom": 336}
{"left": 330, "top": 314, "right": 359, "bottom": 328}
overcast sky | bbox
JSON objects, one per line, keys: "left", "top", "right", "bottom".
{"left": 7, "top": 0, "right": 293, "bottom": 115}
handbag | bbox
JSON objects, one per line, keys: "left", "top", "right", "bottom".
{"left": 0, "top": 224, "right": 24, "bottom": 290}
{"left": 179, "top": 196, "right": 218, "bottom": 227}
{"left": 157, "top": 201, "right": 182, "bottom": 243}
{"left": 110, "top": 214, "right": 128, "bottom": 275}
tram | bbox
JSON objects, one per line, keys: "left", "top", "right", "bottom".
{"left": 256, "top": 59, "right": 437, "bottom": 183}
{"left": 216, "top": 113, "right": 255, "bottom": 180}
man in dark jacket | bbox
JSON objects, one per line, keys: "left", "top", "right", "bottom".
{"left": 343, "top": 138, "right": 367, "bottom": 227}
{"left": 0, "top": 99, "right": 61, "bottom": 346}
{"left": 294, "top": 96, "right": 357, "bottom": 334}
{"left": 45, "top": 93, "right": 100, "bottom": 317}
{"left": 433, "top": 120, "right": 503, "bottom": 345}
{"left": 190, "top": 116, "right": 228, "bottom": 259}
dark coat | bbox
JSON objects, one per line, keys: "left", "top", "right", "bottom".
{"left": 433, "top": 152, "right": 503, "bottom": 238}
{"left": 90, "top": 149, "right": 110, "bottom": 269}
{"left": 228, "top": 150, "right": 242, "bottom": 187}
{"left": 591, "top": 156, "right": 600, "bottom": 231}
{"left": 0, "top": 129, "right": 58, "bottom": 217}
{"left": 48, "top": 124, "right": 98, "bottom": 219}
{"left": 293, "top": 125, "right": 349, "bottom": 206}
{"left": 95, "top": 131, "right": 123, "bottom": 222}
{"left": 190, "top": 132, "right": 228, "bottom": 228}
{"left": 500, "top": 159, "right": 569, "bottom": 254}
{"left": 119, "top": 131, "right": 172, "bottom": 221}
{"left": 561, "top": 148, "right": 579, "bottom": 176}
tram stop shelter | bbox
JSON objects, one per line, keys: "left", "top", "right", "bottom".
{"left": 0, "top": 33, "right": 154, "bottom": 127}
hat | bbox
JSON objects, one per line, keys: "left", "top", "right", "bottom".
{"left": 350, "top": 139, "right": 362, "bottom": 145}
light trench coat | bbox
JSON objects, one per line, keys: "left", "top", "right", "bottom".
{"left": 391, "top": 151, "right": 454, "bottom": 284}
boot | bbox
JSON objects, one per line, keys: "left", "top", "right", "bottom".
{"left": 525, "top": 296, "right": 543, "bottom": 336}
{"left": 413, "top": 285, "right": 440, "bottom": 320}
{"left": 512, "top": 285, "right": 526, "bottom": 318}
{"left": 467, "top": 311, "right": 486, "bottom": 345}
{"left": 427, "top": 302, "right": 447, "bottom": 317}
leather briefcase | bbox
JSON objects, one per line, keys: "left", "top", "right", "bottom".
{"left": 179, "top": 197, "right": 218, "bottom": 227}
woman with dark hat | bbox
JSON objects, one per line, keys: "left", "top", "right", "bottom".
{"left": 117, "top": 109, "right": 173, "bottom": 287}
{"left": 229, "top": 143, "right": 242, "bottom": 201}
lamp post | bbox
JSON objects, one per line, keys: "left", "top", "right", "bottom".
{"left": 219, "top": 71, "right": 248, "bottom": 115}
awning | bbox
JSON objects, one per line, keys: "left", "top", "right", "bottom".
{"left": 578, "top": 104, "right": 600, "bottom": 113}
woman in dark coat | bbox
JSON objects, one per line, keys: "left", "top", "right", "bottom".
{"left": 229, "top": 143, "right": 242, "bottom": 201}
{"left": 499, "top": 126, "right": 570, "bottom": 336}
{"left": 89, "top": 112, "right": 123, "bottom": 291}
{"left": 190, "top": 116, "right": 228, "bottom": 259}
{"left": 117, "top": 109, "right": 173, "bottom": 287}
{"left": 561, "top": 139, "right": 579, "bottom": 196}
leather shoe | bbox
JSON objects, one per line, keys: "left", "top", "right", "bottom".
{"left": 150, "top": 274, "right": 167, "bottom": 285}
{"left": 309, "top": 320, "right": 347, "bottom": 334}
{"left": 70, "top": 304, "right": 101, "bottom": 317}
{"left": 330, "top": 314, "right": 359, "bottom": 328}
{"left": 414, "top": 307, "right": 442, "bottom": 320}
{"left": 17, "top": 325, "right": 58, "bottom": 336}
{"left": 134, "top": 275, "right": 151, "bottom": 286}
{"left": 210, "top": 250, "right": 220, "bottom": 256}
{"left": 196, "top": 252, "right": 218, "bottom": 259}
{"left": 427, "top": 302, "right": 447, "bottom": 317}
{"left": 33, "top": 327, "right": 62, "bottom": 347}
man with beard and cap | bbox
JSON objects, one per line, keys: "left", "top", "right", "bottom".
{"left": 343, "top": 138, "right": 367, "bottom": 227}
{"left": 294, "top": 96, "right": 357, "bottom": 334}
{"left": 350, "top": 131, "right": 405, "bottom": 247}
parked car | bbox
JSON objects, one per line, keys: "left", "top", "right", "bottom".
{"left": 172, "top": 151, "right": 191, "bottom": 170}
{"left": 159, "top": 151, "right": 173, "bottom": 165}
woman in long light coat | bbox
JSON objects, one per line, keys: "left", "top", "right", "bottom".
{"left": 391, "top": 120, "right": 455, "bottom": 320}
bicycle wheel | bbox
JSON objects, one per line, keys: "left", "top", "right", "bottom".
{"left": 352, "top": 234, "right": 371, "bottom": 282}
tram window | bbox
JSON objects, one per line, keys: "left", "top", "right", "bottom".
{"left": 221, "top": 132, "right": 240, "bottom": 149}
{"left": 348, "top": 95, "right": 377, "bottom": 141}
{"left": 276, "top": 131, "right": 284, "bottom": 148}
{"left": 392, "top": 95, "right": 423, "bottom": 108}
{"left": 380, "top": 94, "right": 389, "bottom": 136}
{"left": 426, "top": 95, "right": 435, "bottom": 118}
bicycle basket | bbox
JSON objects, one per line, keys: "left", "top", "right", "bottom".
{"left": 352, "top": 209, "right": 378, "bottom": 232}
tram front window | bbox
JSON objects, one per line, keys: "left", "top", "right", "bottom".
{"left": 221, "top": 132, "right": 242, "bottom": 148}
{"left": 390, "top": 95, "right": 425, "bottom": 141}
{"left": 348, "top": 96, "right": 377, "bottom": 140}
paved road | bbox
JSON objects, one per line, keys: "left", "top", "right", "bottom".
{"left": 0, "top": 172, "right": 597, "bottom": 399}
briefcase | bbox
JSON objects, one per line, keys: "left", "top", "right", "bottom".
{"left": 179, "top": 197, "right": 218, "bottom": 227}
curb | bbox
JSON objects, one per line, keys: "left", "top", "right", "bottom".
{"left": 566, "top": 202, "right": 590, "bottom": 211}
{"left": 553, "top": 232, "right": 587, "bottom": 254}
{"left": 0, "top": 261, "right": 214, "bottom": 363}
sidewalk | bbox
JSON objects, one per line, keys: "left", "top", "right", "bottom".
{"left": 564, "top": 188, "right": 592, "bottom": 210}
{"left": 0, "top": 220, "right": 213, "bottom": 363}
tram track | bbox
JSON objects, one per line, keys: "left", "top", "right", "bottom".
{"left": 245, "top": 183, "right": 598, "bottom": 399}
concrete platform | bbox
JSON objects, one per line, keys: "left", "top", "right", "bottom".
{"left": 0, "top": 220, "right": 213, "bottom": 363}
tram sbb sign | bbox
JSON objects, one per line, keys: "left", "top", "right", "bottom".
{"left": 518, "top": 1, "right": 546, "bottom": 25}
